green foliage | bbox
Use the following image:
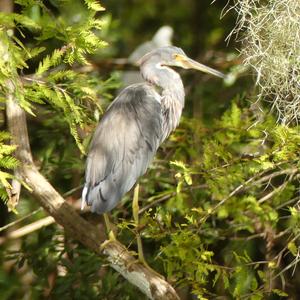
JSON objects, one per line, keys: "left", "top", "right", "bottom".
{"left": 0, "top": 0, "right": 109, "bottom": 152}
{"left": 84, "top": 0, "right": 105, "bottom": 12}
{"left": 0, "top": 131, "right": 19, "bottom": 203}
{"left": 161, "top": 229, "right": 217, "bottom": 295}
{"left": 136, "top": 102, "right": 300, "bottom": 299}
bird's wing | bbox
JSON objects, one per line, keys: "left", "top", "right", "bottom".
{"left": 82, "top": 84, "right": 163, "bottom": 214}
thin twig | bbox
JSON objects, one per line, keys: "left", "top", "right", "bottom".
{"left": 247, "top": 168, "right": 298, "bottom": 190}
{"left": 0, "top": 207, "right": 42, "bottom": 233}
{"left": 204, "top": 175, "right": 256, "bottom": 219}
{"left": 139, "top": 193, "right": 175, "bottom": 215}
{"left": 139, "top": 184, "right": 207, "bottom": 215}
{"left": 0, "top": 216, "right": 55, "bottom": 244}
{"left": 258, "top": 170, "right": 297, "bottom": 204}
{"left": 0, "top": 185, "right": 83, "bottom": 234}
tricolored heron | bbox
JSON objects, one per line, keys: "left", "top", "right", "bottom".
{"left": 82, "top": 46, "right": 224, "bottom": 265}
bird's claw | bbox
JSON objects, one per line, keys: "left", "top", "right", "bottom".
{"left": 100, "top": 230, "right": 117, "bottom": 251}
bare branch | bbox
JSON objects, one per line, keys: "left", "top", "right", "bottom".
{"left": 0, "top": 0, "right": 13, "bottom": 13}
{"left": 103, "top": 241, "right": 180, "bottom": 300}
{"left": 0, "top": 208, "right": 42, "bottom": 233}
{"left": 0, "top": 216, "right": 55, "bottom": 244}
{"left": 247, "top": 168, "right": 298, "bottom": 189}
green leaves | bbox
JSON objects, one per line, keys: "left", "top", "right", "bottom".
{"left": 144, "top": 101, "right": 299, "bottom": 298}
{"left": 36, "top": 48, "right": 65, "bottom": 76}
{"left": 0, "top": 131, "right": 19, "bottom": 203}
{"left": 161, "top": 229, "right": 217, "bottom": 285}
{"left": 0, "top": 0, "right": 110, "bottom": 152}
{"left": 221, "top": 102, "right": 242, "bottom": 128}
{"left": 12, "top": 13, "right": 41, "bottom": 31}
{"left": 170, "top": 160, "right": 193, "bottom": 186}
{"left": 272, "top": 126, "right": 300, "bottom": 161}
{"left": 84, "top": 0, "right": 105, "bottom": 12}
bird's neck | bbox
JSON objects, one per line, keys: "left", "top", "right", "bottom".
{"left": 140, "top": 61, "right": 185, "bottom": 105}
{"left": 140, "top": 61, "right": 185, "bottom": 140}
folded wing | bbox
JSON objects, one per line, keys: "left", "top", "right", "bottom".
{"left": 82, "top": 84, "right": 163, "bottom": 214}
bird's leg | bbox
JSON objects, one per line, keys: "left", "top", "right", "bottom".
{"left": 131, "top": 184, "right": 165, "bottom": 279}
{"left": 100, "top": 213, "right": 117, "bottom": 251}
{"left": 132, "top": 184, "right": 150, "bottom": 268}
{"left": 103, "top": 213, "right": 116, "bottom": 241}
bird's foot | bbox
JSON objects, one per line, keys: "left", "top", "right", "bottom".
{"left": 100, "top": 230, "right": 117, "bottom": 251}
{"left": 108, "top": 229, "right": 117, "bottom": 241}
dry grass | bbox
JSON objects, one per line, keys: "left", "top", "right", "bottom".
{"left": 228, "top": 0, "right": 300, "bottom": 124}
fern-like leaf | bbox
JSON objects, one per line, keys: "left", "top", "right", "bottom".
{"left": 84, "top": 0, "right": 105, "bottom": 11}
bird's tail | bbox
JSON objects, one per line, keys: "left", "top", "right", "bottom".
{"left": 81, "top": 185, "right": 88, "bottom": 210}
{"left": 81, "top": 180, "right": 121, "bottom": 214}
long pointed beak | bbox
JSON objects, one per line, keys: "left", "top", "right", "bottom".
{"left": 183, "top": 57, "right": 225, "bottom": 78}
{"left": 175, "top": 54, "right": 225, "bottom": 78}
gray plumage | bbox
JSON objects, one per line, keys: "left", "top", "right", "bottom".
{"left": 83, "top": 84, "right": 163, "bottom": 213}
{"left": 82, "top": 46, "right": 224, "bottom": 214}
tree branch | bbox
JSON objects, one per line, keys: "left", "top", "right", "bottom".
{"left": 0, "top": 216, "right": 55, "bottom": 245}
{"left": 5, "top": 93, "right": 179, "bottom": 300}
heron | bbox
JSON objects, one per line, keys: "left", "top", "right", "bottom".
{"left": 82, "top": 46, "right": 224, "bottom": 266}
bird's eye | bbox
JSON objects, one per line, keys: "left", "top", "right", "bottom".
{"left": 173, "top": 54, "right": 183, "bottom": 61}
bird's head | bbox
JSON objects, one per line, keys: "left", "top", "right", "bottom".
{"left": 138, "top": 46, "right": 225, "bottom": 79}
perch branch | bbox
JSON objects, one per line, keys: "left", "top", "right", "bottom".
{"left": 5, "top": 93, "right": 179, "bottom": 300}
